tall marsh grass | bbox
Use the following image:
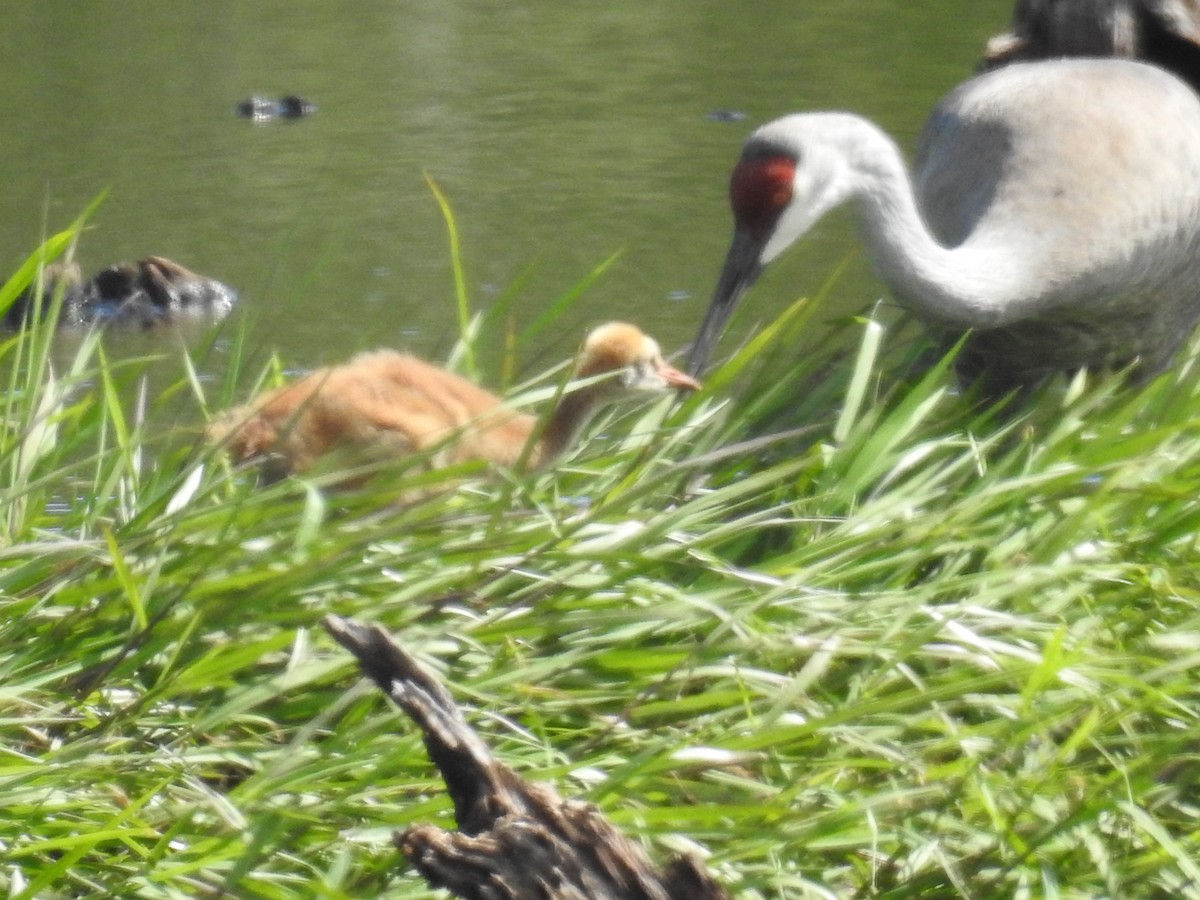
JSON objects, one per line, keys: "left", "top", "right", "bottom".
{"left": 2, "top": 211, "right": 1200, "bottom": 898}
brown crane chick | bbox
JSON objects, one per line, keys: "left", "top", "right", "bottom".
{"left": 209, "top": 322, "right": 699, "bottom": 481}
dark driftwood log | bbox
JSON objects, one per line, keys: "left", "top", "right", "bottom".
{"left": 982, "top": 0, "right": 1200, "bottom": 93}
{"left": 323, "top": 615, "right": 732, "bottom": 900}
{"left": 7, "top": 255, "right": 238, "bottom": 329}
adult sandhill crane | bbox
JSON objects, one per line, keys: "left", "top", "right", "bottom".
{"left": 983, "top": 0, "right": 1200, "bottom": 93}
{"left": 686, "top": 58, "right": 1200, "bottom": 395}
{"left": 209, "top": 322, "right": 699, "bottom": 480}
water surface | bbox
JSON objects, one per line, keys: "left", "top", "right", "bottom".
{"left": 1, "top": 1, "right": 1012, "bottom": 383}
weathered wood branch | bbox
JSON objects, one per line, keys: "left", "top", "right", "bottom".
{"left": 323, "top": 614, "right": 732, "bottom": 900}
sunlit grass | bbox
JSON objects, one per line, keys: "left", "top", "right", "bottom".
{"left": 2, "top": 215, "right": 1200, "bottom": 898}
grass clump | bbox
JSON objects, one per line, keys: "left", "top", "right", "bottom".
{"left": 1, "top": 217, "right": 1200, "bottom": 898}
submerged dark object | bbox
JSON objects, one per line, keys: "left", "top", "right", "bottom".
{"left": 236, "top": 94, "right": 316, "bottom": 121}
{"left": 983, "top": 0, "right": 1200, "bottom": 92}
{"left": 7, "top": 256, "right": 238, "bottom": 329}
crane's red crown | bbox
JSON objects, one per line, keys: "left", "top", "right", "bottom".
{"left": 729, "top": 152, "right": 795, "bottom": 239}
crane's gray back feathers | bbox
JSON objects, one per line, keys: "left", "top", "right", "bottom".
{"left": 906, "top": 59, "right": 1200, "bottom": 388}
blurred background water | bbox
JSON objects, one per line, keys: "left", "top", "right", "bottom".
{"left": 1, "top": 1, "right": 1011, "bottom": 383}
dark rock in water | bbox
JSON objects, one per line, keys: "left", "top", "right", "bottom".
{"left": 276, "top": 95, "right": 315, "bottom": 118}
{"left": 7, "top": 256, "right": 239, "bottom": 329}
{"left": 236, "top": 96, "right": 274, "bottom": 121}
{"left": 236, "top": 95, "right": 316, "bottom": 121}
{"left": 982, "top": 0, "right": 1200, "bottom": 92}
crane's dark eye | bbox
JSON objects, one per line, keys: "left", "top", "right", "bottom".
{"left": 729, "top": 153, "right": 796, "bottom": 238}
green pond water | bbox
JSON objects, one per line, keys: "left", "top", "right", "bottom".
{"left": 2, "top": 1, "right": 1013, "bottom": 383}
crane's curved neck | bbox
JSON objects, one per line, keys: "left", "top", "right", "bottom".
{"left": 529, "top": 387, "right": 601, "bottom": 470}
{"left": 843, "top": 121, "right": 1034, "bottom": 328}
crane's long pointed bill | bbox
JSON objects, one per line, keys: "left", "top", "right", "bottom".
{"left": 655, "top": 358, "right": 702, "bottom": 392}
{"left": 687, "top": 228, "right": 764, "bottom": 376}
